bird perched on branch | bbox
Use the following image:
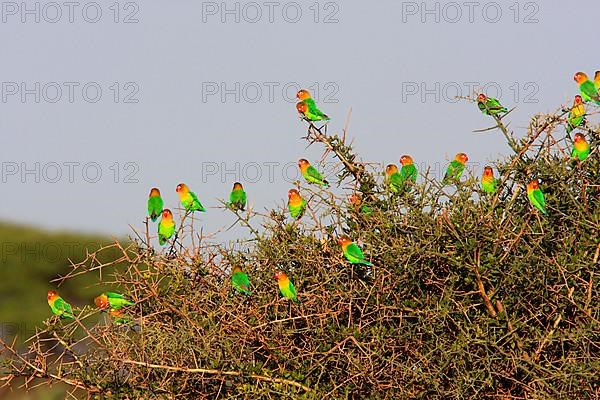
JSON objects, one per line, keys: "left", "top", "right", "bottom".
{"left": 274, "top": 270, "right": 299, "bottom": 303}
{"left": 566, "top": 95, "right": 585, "bottom": 133}
{"left": 147, "top": 188, "right": 164, "bottom": 222}
{"left": 477, "top": 93, "right": 508, "bottom": 115}
{"left": 229, "top": 182, "right": 247, "bottom": 211}
{"left": 527, "top": 180, "right": 548, "bottom": 215}
{"left": 338, "top": 236, "right": 373, "bottom": 266}
{"left": 296, "top": 89, "right": 330, "bottom": 121}
{"left": 298, "top": 159, "right": 329, "bottom": 187}
{"left": 176, "top": 183, "right": 206, "bottom": 213}
{"left": 288, "top": 189, "right": 307, "bottom": 220}
{"left": 399, "top": 155, "right": 418, "bottom": 190}
{"left": 47, "top": 291, "right": 74, "bottom": 319}
{"left": 481, "top": 166, "right": 498, "bottom": 194}
{"left": 572, "top": 133, "right": 590, "bottom": 161}
{"left": 158, "top": 209, "right": 175, "bottom": 245}
{"left": 231, "top": 265, "right": 252, "bottom": 295}
{"left": 573, "top": 72, "right": 600, "bottom": 105}
{"left": 94, "top": 292, "right": 135, "bottom": 310}
{"left": 385, "top": 164, "right": 403, "bottom": 193}
{"left": 443, "top": 153, "right": 468, "bottom": 184}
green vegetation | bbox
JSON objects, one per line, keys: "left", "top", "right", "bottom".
{"left": 1, "top": 101, "right": 598, "bottom": 398}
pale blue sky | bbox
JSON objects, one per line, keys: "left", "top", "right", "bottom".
{"left": 0, "top": 0, "right": 597, "bottom": 241}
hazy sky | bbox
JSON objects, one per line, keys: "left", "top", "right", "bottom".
{"left": 0, "top": 0, "right": 598, "bottom": 241}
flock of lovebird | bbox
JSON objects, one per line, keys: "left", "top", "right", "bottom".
{"left": 47, "top": 72, "right": 597, "bottom": 322}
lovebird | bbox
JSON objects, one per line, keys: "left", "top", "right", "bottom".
{"left": 595, "top": 71, "right": 600, "bottom": 91}
{"left": 231, "top": 265, "right": 252, "bottom": 295}
{"left": 477, "top": 94, "right": 508, "bottom": 115}
{"left": 158, "top": 209, "right": 176, "bottom": 245}
{"left": 567, "top": 95, "right": 585, "bottom": 133}
{"left": 108, "top": 308, "right": 131, "bottom": 325}
{"left": 147, "top": 188, "right": 164, "bottom": 222}
{"left": 481, "top": 166, "right": 498, "bottom": 194}
{"left": 47, "top": 290, "right": 74, "bottom": 319}
{"left": 274, "top": 270, "right": 299, "bottom": 303}
{"left": 399, "top": 155, "right": 418, "bottom": 188}
{"left": 572, "top": 133, "right": 591, "bottom": 161}
{"left": 338, "top": 236, "right": 373, "bottom": 266}
{"left": 298, "top": 159, "right": 329, "bottom": 187}
{"left": 288, "top": 189, "right": 307, "bottom": 219}
{"left": 296, "top": 89, "right": 330, "bottom": 121}
{"left": 385, "top": 164, "right": 403, "bottom": 193}
{"left": 176, "top": 183, "right": 206, "bottom": 212}
{"left": 349, "top": 193, "right": 372, "bottom": 216}
{"left": 94, "top": 292, "right": 135, "bottom": 310}
{"left": 573, "top": 72, "right": 600, "bottom": 105}
{"left": 443, "top": 153, "right": 469, "bottom": 184}
{"left": 527, "top": 179, "right": 548, "bottom": 215}
{"left": 229, "top": 182, "right": 247, "bottom": 211}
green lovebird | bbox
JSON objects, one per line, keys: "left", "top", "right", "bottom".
{"left": 385, "top": 164, "right": 403, "bottom": 193}
{"left": 338, "top": 236, "right": 373, "bottom": 266}
{"left": 147, "top": 187, "right": 164, "bottom": 222}
{"left": 574, "top": 72, "right": 600, "bottom": 105}
{"left": 108, "top": 308, "right": 131, "bottom": 325}
{"left": 231, "top": 265, "right": 252, "bottom": 295}
{"left": 288, "top": 189, "right": 307, "bottom": 219}
{"left": 349, "top": 193, "right": 372, "bottom": 216}
{"left": 158, "top": 209, "right": 176, "bottom": 245}
{"left": 274, "top": 270, "right": 299, "bottom": 303}
{"left": 298, "top": 159, "right": 329, "bottom": 187}
{"left": 595, "top": 71, "right": 600, "bottom": 91}
{"left": 399, "top": 155, "right": 418, "bottom": 189}
{"left": 94, "top": 292, "right": 135, "bottom": 310}
{"left": 527, "top": 179, "right": 548, "bottom": 215}
{"left": 443, "top": 153, "right": 469, "bottom": 184}
{"left": 477, "top": 94, "right": 508, "bottom": 115}
{"left": 296, "top": 89, "right": 330, "bottom": 121}
{"left": 229, "top": 182, "right": 247, "bottom": 211}
{"left": 176, "top": 183, "right": 206, "bottom": 212}
{"left": 566, "top": 95, "right": 585, "bottom": 133}
{"left": 47, "top": 291, "right": 74, "bottom": 319}
{"left": 572, "top": 133, "right": 591, "bottom": 161}
{"left": 481, "top": 166, "right": 498, "bottom": 194}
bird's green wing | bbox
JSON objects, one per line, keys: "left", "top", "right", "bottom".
{"left": 533, "top": 189, "right": 546, "bottom": 209}
{"left": 232, "top": 272, "right": 251, "bottom": 294}
{"left": 345, "top": 243, "right": 366, "bottom": 261}
{"left": 401, "top": 164, "right": 418, "bottom": 183}
{"left": 388, "top": 173, "right": 403, "bottom": 192}
{"left": 148, "top": 197, "right": 164, "bottom": 221}
{"left": 306, "top": 166, "right": 325, "bottom": 183}
{"left": 54, "top": 298, "right": 74, "bottom": 318}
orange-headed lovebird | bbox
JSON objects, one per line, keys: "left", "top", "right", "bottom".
{"left": 567, "top": 95, "right": 585, "bottom": 133}
{"left": 158, "top": 209, "right": 176, "bottom": 245}
{"left": 443, "top": 153, "right": 469, "bottom": 184}
{"left": 229, "top": 182, "right": 247, "bottom": 211}
{"left": 176, "top": 183, "right": 206, "bottom": 212}
{"left": 288, "top": 189, "right": 307, "bottom": 219}
{"left": 147, "top": 188, "right": 164, "bottom": 222}
{"left": 296, "top": 89, "right": 329, "bottom": 121}
{"left": 477, "top": 94, "right": 508, "bottom": 115}
{"left": 298, "top": 159, "right": 329, "bottom": 187}
{"left": 338, "top": 236, "right": 372, "bottom": 266}
{"left": 574, "top": 72, "right": 600, "bottom": 105}
{"left": 231, "top": 265, "right": 252, "bottom": 295}
{"left": 47, "top": 290, "right": 74, "bottom": 319}
{"left": 527, "top": 180, "right": 548, "bottom": 215}
{"left": 274, "top": 270, "right": 299, "bottom": 303}
{"left": 481, "top": 166, "right": 498, "bottom": 194}
{"left": 572, "top": 133, "right": 591, "bottom": 161}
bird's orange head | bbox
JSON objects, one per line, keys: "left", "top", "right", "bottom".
{"left": 573, "top": 132, "right": 585, "bottom": 144}
{"left": 233, "top": 182, "right": 243, "bottom": 190}
{"left": 574, "top": 72, "right": 588, "bottom": 84}
{"left": 349, "top": 193, "right": 361, "bottom": 205}
{"left": 161, "top": 209, "right": 173, "bottom": 220}
{"left": 47, "top": 291, "right": 58, "bottom": 301}
{"left": 288, "top": 188, "right": 300, "bottom": 199}
{"left": 298, "top": 158, "right": 310, "bottom": 170}
{"left": 296, "top": 102, "right": 308, "bottom": 114}
{"left": 574, "top": 95, "right": 583, "bottom": 105}
{"left": 94, "top": 294, "right": 109, "bottom": 309}
{"left": 385, "top": 164, "right": 399, "bottom": 176}
{"left": 477, "top": 93, "right": 487, "bottom": 102}
{"left": 232, "top": 265, "right": 242, "bottom": 274}
{"left": 399, "top": 155, "right": 413, "bottom": 166}
{"left": 483, "top": 166, "right": 493, "bottom": 177}
{"left": 455, "top": 153, "right": 469, "bottom": 164}
{"left": 337, "top": 236, "right": 352, "bottom": 247}
{"left": 527, "top": 179, "right": 540, "bottom": 191}
{"left": 274, "top": 270, "right": 286, "bottom": 281}
{"left": 296, "top": 89, "right": 311, "bottom": 101}
{"left": 149, "top": 187, "right": 161, "bottom": 197}
{"left": 175, "top": 183, "right": 189, "bottom": 194}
